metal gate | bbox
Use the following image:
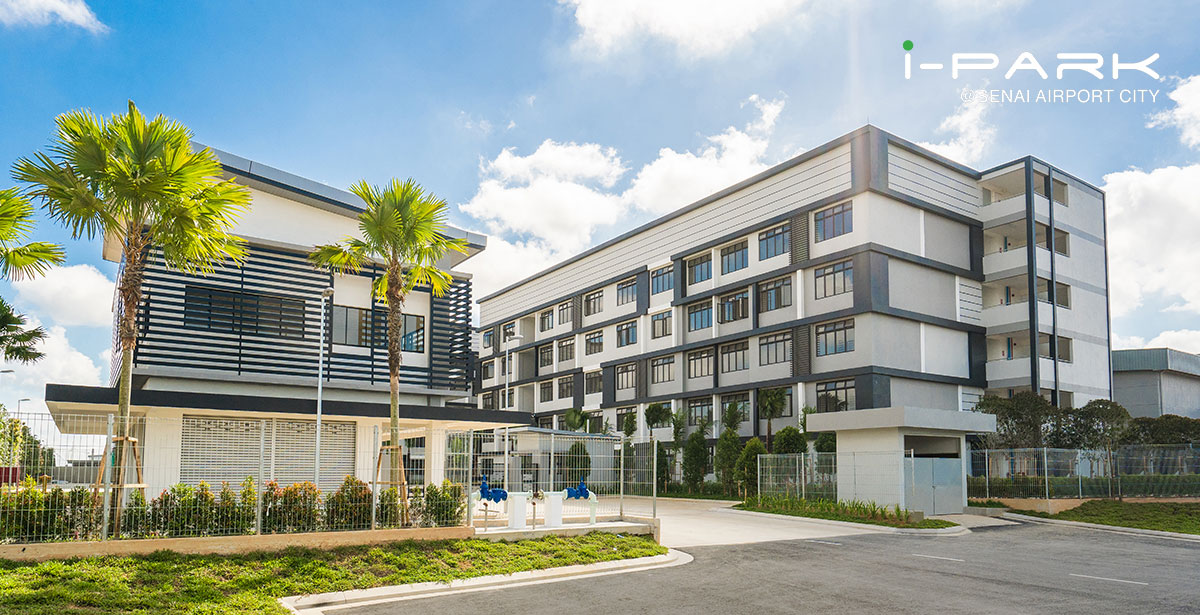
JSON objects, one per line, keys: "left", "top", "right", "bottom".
{"left": 906, "top": 457, "right": 964, "bottom": 515}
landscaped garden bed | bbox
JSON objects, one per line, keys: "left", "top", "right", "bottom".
{"left": 737, "top": 495, "right": 958, "bottom": 529}
{"left": 1010, "top": 499, "right": 1200, "bottom": 535}
{"left": 0, "top": 532, "right": 665, "bottom": 614}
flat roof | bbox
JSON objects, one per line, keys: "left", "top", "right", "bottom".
{"left": 1113, "top": 348, "right": 1200, "bottom": 378}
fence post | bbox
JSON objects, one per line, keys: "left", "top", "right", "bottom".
{"left": 256, "top": 420, "right": 266, "bottom": 534}
{"left": 797, "top": 454, "right": 803, "bottom": 500}
{"left": 465, "top": 431, "right": 474, "bottom": 529}
{"left": 757, "top": 454, "right": 762, "bottom": 506}
{"left": 652, "top": 439, "right": 657, "bottom": 519}
{"left": 371, "top": 426, "right": 379, "bottom": 531}
{"left": 984, "top": 450, "right": 991, "bottom": 500}
{"left": 100, "top": 414, "right": 115, "bottom": 541}
{"left": 503, "top": 427, "right": 510, "bottom": 492}
{"left": 549, "top": 433, "right": 555, "bottom": 493}
{"left": 1042, "top": 447, "right": 1051, "bottom": 504}
{"left": 619, "top": 434, "right": 625, "bottom": 518}
{"left": 1077, "top": 450, "right": 1083, "bottom": 499}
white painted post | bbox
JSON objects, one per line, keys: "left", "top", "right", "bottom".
{"left": 757, "top": 454, "right": 762, "bottom": 506}
{"left": 100, "top": 414, "right": 114, "bottom": 541}
{"left": 1042, "top": 447, "right": 1051, "bottom": 503}
{"left": 503, "top": 427, "right": 510, "bottom": 491}
{"left": 652, "top": 439, "right": 657, "bottom": 519}
{"left": 256, "top": 420, "right": 266, "bottom": 534}
{"left": 799, "top": 454, "right": 805, "bottom": 500}
{"left": 619, "top": 435, "right": 625, "bottom": 517}
{"left": 549, "top": 433, "right": 555, "bottom": 492}
{"left": 985, "top": 449, "right": 991, "bottom": 500}
{"left": 370, "top": 426, "right": 379, "bottom": 530}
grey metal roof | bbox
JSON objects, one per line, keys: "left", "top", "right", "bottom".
{"left": 1112, "top": 348, "right": 1200, "bottom": 377}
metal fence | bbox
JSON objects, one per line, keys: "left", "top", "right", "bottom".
{"left": 969, "top": 445, "right": 1200, "bottom": 500}
{"left": 0, "top": 413, "right": 657, "bottom": 544}
{"left": 757, "top": 453, "right": 837, "bottom": 501}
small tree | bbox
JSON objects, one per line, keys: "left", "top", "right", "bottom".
{"left": 562, "top": 408, "right": 587, "bottom": 432}
{"left": 670, "top": 408, "right": 688, "bottom": 482}
{"left": 735, "top": 437, "right": 767, "bottom": 499}
{"left": 714, "top": 403, "right": 744, "bottom": 495}
{"left": 773, "top": 426, "right": 805, "bottom": 455}
{"left": 757, "top": 388, "right": 789, "bottom": 452}
{"left": 643, "top": 403, "right": 671, "bottom": 435}
{"left": 976, "top": 392, "right": 1053, "bottom": 448}
{"left": 622, "top": 412, "right": 636, "bottom": 484}
{"left": 681, "top": 430, "right": 709, "bottom": 492}
{"left": 655, "top": 441, "right": 670, "bottom": 491}
{"left": 814, "top": 432, "right": 837, "bottom": 453}
{"left": 563, "top": 440, "right": 592, "bottom": 485}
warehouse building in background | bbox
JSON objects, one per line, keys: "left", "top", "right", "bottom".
{"left": 474, "top": 125, "right": 1112, "bottom": 443}
{"left": 1113, "top": 348, "right": 1200, "bottom": 419}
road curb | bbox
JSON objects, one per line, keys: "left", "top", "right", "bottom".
{"left": 1003, "top": 512, "right": 1200, "bottom": 543}
{"left": 715, "top": 507, "right": 970, "bottom": 536}
{"left": 279, "top": 548, "right": 692, "bottom": 614}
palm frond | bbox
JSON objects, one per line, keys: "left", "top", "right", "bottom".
{"left": 0, "top": 297, "right": 45, "bottom": 364}
{"left": 309, "top": 240, "right": 372, "bottom": 275}
{"left": 0, "top": 188, "right": 66, "bottom": 280}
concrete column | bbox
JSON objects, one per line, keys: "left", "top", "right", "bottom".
{"left": 425, "top": 426, "right": 448, "bottom": 485}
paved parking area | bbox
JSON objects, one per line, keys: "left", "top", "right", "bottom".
{"left": 645, "top": 497, "right": 880, "bottom": 547}
{"left": 344, "top": 517, "right": 1200, "bottom": 615}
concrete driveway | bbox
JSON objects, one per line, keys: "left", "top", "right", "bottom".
{"left": 641, "top": 497, "right": 881, "bottom": 548}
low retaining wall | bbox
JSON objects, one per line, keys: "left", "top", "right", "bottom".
{"left": 997, "top": 496, "right": 1200, "bottom": 514}
{"left": 0, "top": 526, "right": 473, "bottom": 562}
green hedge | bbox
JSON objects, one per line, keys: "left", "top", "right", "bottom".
{"left": 968, "top": 474, "right": 1200, "bottom": 499}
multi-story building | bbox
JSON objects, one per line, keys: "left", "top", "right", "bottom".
{"left": 1113, "top": 348, "right": 1200, "bottom": 419}
{"left": 473, "top": 125, "right": 1112, "bottom": 443}
{"left": 44, "top": 147, "right": 527, "bottom": 494}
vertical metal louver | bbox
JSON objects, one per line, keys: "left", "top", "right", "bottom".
{"left": 180, "top": 415, "right": 357, "bottom": 493}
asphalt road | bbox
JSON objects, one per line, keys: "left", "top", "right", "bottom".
{"left": 342, "top": 521, "right": 1200, "bottom": 615}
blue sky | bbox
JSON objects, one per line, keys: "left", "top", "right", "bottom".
{"left": 3, "top": 0, "right": 1200, "bottom": 414}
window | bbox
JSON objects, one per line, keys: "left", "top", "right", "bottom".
{"left": 558, "top": 376, "right": 574, "bottom": 399}
{"left": 502, "top": 322, "right": 515, "bottom": 341}
{"left": 183, "top": 285, "right": 305, "bottom": 339}
{"left": 759, "top": 332, "right": 793, "bottom": 366}
{"left": 539, "top": 310, "right": 554, "bottom": 332}
{"left": 814, "top": 260, "right": 853, "bottom": 299}
{"left": 558, "top": 338, "right": 575, "bottom": 362}
{"left": 757, "top": 387, "right": 794, "bottom": 417}
{"left": 720, "top": 341, "right": 749, "bottom": 373}
{"left": 585, "top": 371, "right": 603, "bottom": 395}
{"left": 482, "top": 330, "right": 494, "bottom": 349}
{"left": 815, "top": 319, "right": 855, "bottom": 356}
{"left": 651, "top": 356, "right": 675, "bottom": 383}
{"left": 616, "top": 363, "right": 636, "bottom": 390}
{"left": 651, "top": 265, "right": 674, "bottom": 295}
{"left": 331, "top": 305, "right": 371, "bottom": 346}
{"left": 1040, "top": 336, "right": 1073, "bottom": 363}
{"left": 538, "top": 345, "right": 554, "bottom": 367}
{"left": 759, "top": 277, "right": 793, "bottom": 312}
{"left": 499, "top": 356, "right": 508, "bottom": 377}
{"left": 759, "top": 224, "right": 790, "bottom": 260}
{"left": 540, "top": 381, "right": 553, "bottom": 402}
{"left": 501, "top": 388, "right": 515, "bottom": 409}
{"left": 720, "top": 240, "right": 748, "bottom": 274}
{"left": 687, "top": 254, "right": 712, "bottom": 284}
{"left": 617, "top": 321, "right": 637, "bottom": 347}
{"left": 718, "top": 290, "right": 749, "bottom": 323}
{"left": 687, "top": 348, "right": 713, "bottom": 378}
{"left": 587, "top": 412, "right": 603, "bottom": 434}
{"left": 721, "top": 393, "right": 749, "bottom": 423}
{"left": 1037, "top": 278, "right": 1071, "bottom": 309}
{"left": 651, "top": 311, "right": 672, "bottom": 339}
{"left": 617, "top": 279, "right": 637, "bottom": 305}
{"left": 814, "top": 202, "right": 852, "bottom": 242}
{"left": 558, "top": 301, "right": 573, "bottom": 325}
{"left": 482, "top": 361, "right": 495, "bottom": 380}
{"left": 537, "top": 415, "right": 554, "bottom": 429}
{"left": 400, "top": 314, "right": 425, "bottom": 352}
{"left": 687, "top": 302, "right": 712, "bottom": 331}
{"left": 688, "top": 398, "right": 712, "bottom": 426}
{"left": 585, "top": 331, "right": 604, "bottom": 355}
{"left": 482, "top": 392, "right": 496, "bottom": 410}
{"left": 816, "top": 380, "right": 855, "bottom": 413}
{"left": 584, "top": 290, "right": 604, "bottom": 316}
{"left": 616, "top": 408, "right": 636, "bottom": 433}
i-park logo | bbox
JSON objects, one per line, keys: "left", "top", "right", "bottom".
{"left": 901, "top": 40, "right": 1160, "bottom": 80}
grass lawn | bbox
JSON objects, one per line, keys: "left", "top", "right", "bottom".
{"left": 1013, "top": 500, "right": 1200, "bottom": 535}
{"left": 968, "top": 499, "right": 1011, "bottom": 508}
{"left": 736, "top": 501, "right": 959, "bottom": 529}
{"left": 0, "top": 533, "right": 665, "bottom": 614}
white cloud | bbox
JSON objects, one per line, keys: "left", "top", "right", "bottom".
{"left": 1148, "top": 75, "right": 1200, "bottom": 149}
{"left": 1142, "top": 330, "right": 1200, "bottom": 354}
{"left": 1, "top": 318, "right": 103, "bottom": 418}
{"left": 1103, "top": 164, "right": 1200, "bottom": 319}
{"left": 560, "top": 0, "right": 807, "bottom": 59}
{"left": 11, "top": 264, "right": 115, "bottom": 327}
{"left": 0, "top": 0, "right": 106, "bottom": 33}
{"left": 458, "top": 111, "right": 494, "bottom": 136}
{"left": 916, "top": 98, "right": 996, "bottom": 166}
{"left": 1111, "top": 333, "right": 1146, "bottom": 350}
{"left": 625, "top": 94, "right": 785, "bottom": 214}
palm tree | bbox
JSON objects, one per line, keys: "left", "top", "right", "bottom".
{"left": 307, "top": 178, "right": 465, "bottom": 517}
{"left": 0, "top": 188, "right": 64, "bottom": 280}
{"left": 0, "top": 187, "right": 63, "bottom": 365}
{"left": 0, "top": 297, "right": 45, "bottom": 363}
{"left": 562, "top": 407, "right": 587, "bottom": 432}
{"left": 13, "top": 101, "right": 251, "bottom": 525}
{"left": 758, "top": 388, "right": 789, "bottom": 452}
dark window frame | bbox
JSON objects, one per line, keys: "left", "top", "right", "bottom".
{"left": 759, "top": 331, "right": 793, "bottom": 366}
{"left": 584, "top": 331, "right": 603, "bottom": 355}
{"left": 616, "top": 321, "right": 637, "bottom": 347}
{"left": 815, "top": 318, "right": 855, "bottom": 357}
{"left": 718, "top": 290, "right": 749, "bottom": 323}
{"left": 615, "top": 363, "right": 636, "bottom": 390}
{"left": 720, "top": 240, "right": 748, "bottom": 274}
{"left": 814, "top": 202, "right": 853, "bottom": 242}
{"left": 687, "top": 348, "right": 714, "bottom": 379}
{"left": 720, "top": 341, "right": 749, "bottom": 373}
{"left": 816, "top": 379, "right": 856, "bottom": 413}
{"left": 616, "top": 279, "right": 638, "bottom": 305}
{"left": 687, "top": 302, "right": 712, "bottom": 331}
{"left": 814, "top": 260, "right": 853, "bottom": 299}
{"left": 651, "top": 311, "right": 672, "bottom": 339}
{"left": 651, "top": 355, "right": 675, "bottom": 383}
{"left": 759, "top": 277, "right": 793, "bottom": 312}
{"left": 584, "top": 290, "right": 604, "bottom": 316}
{"left": 687, "top": 254, "right": 712, "bottom": 284}
{"left": 759, "top": 224, "right": 790, "bottom": 260}
{"left": 651, "top": 265, "right": 674, "bottom": 295}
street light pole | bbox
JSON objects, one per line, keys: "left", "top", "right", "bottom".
{"left": 315, "top": 287, "right": 335, "bottom": 487}
{"left": 503, "top": 333, "right": 524, "bottom": 410}
{"left": 17, "top": 398, "right": 30, "bottom": 413}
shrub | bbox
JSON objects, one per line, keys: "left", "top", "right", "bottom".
{"left": 736, "top": 438, "right": 768, "bottom": 497}
{"left": 326, "top": 476, "right": 373, "bottom": 530}
{"left": 376, "top": 487, "right": 401, "bottom": 528}
{"left": 262, "top": 480, "right": 321, "bottom": 534}
{"left": 656, "top": 442, "right": 670, "bottom": 491}
{"left": 410, "top": 481, "right": 465, "bottom": 527}
{"left": 0, "top": 476, "right": 45, "bottom": 540}
{"left": 681, "top": 431, "right": 709, "bottom": 492}
{"left": 814, "top": 432, "right": 837, "bottom": 453}
{"left": 773, "top": 426, "right": 806, "bottom": 455}
{"left": 121, "top": 490, "right": 151, "bottom": 538}
{"left": 562, "top": 441, "right": 592, "bottom": 485}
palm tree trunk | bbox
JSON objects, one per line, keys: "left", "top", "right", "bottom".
{"left": 385, "top": 266, "right": 410, "bottom": 525}
{"left": 766, "top": 418, "right": 773, "bottom": 453}
{"left": 111, "top": 231, "right": 146, "bottom": 535}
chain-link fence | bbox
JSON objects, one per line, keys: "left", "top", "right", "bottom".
{"left": 0, "top": 411, "right": 469, "bottom": 544}
{"left": 968, "top": 445, "right": 1200, "bottom": 500}
{"left": 455, "top": 428, "right": 659, "bottom": 529}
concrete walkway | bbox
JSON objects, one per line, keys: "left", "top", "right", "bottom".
{"left": 649, "top": 497, "right": 881, "bottom": 547}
